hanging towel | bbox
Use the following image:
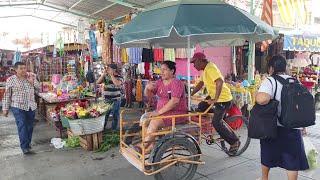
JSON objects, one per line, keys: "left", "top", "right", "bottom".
{"left": 154, "top": 48, "right": 164, "bottom": 62}
{"left": 121, "top": 48, "right": 129, "bottom": 63}
{"left": 175, "top": 48, "right": 187, "bottom": 59}
{"left": 128, "top": 48, "right": 143, "bottom": 64}
{"left": 164, "top": 48, "right": 175, "bottom": 62}
{"left": 142, "top": 48, "right": 154, "bottom": 62}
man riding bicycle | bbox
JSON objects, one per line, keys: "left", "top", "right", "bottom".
{"left": 191, "top": 52, "right": 240, "bottom": 154}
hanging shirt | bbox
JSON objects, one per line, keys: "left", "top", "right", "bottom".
{"left": 164, "top": 48, "right": 175, "bottom": 62}
{"left": 137, "top": 63, "right": 145, "bottom": 75}
{"left": 175, "top": 48, "right": 187, "bottom": 59}
{"left": 128, "top": 48, "right": 142, "bottom": 64}
{"left": 142, "top": 48, "right": 154, "bottom": 62}
{"left": 153, "top": 48, "right": 164, "bottom": 62}
{"left": 113, "top": 44, "right": 121, "bottom": 63}
{"left": 136, "top": 79, "right": 143, "bottom": 102}
{"left": 121, "top": 48, "right": 129, "bottom": 63}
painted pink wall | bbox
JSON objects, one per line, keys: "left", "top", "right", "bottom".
{"left": 175, "top": 46, "right": 232, "bottom": 77}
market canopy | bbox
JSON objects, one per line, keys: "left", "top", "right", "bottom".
{"left": 114, "top": 0, "right": 277, "bottom": 48}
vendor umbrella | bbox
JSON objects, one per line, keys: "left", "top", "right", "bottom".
{"left": 114, "top": 0, "right": 277, "bottom": 108}
{"left": 114, "top": 0, "right": 277, "bottom": 48}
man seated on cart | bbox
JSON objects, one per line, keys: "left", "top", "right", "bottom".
{"left": 139, "top": 61, "right": 188, "bottom": 154}
{"left": 190, "top": 52, "right": 240, "bottom": 154}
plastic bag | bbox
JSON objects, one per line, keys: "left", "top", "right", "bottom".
{"left": 50, "top": 138, "right": 65, "bottom": 149}
{"left": 139, "top": 112, "right": 150, "bottom": 126}
{"left": 303, "top": 136, "right": 318, "bottom": 170}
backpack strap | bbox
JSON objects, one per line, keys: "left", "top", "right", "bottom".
{"left": 267, "top": 77, "right": 277, "bottom": 99}
{"left": 273, "top": 75, "right": 298, "bottom": 84}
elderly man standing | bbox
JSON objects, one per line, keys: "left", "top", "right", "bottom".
{"left": 191, "top": 52, "right": 240, "bottom": 155}
{"left": 2, "top": 62, "right": 40, "bottom": 155}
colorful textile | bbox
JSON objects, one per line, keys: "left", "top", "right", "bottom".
{"left": 89, "top": 30, "right": 98, "bottom": 59}
{"left": 175, "top": 48, "right": 187, "bottom": 58}
{"left": 128, "top": 48, "right": 142, "bottom": 64}
{"left": 136, "top": 79, "right": 143, "bottom": 102}
{"left": 112, "top": 44, "right": 121, "bottom": 63}
{"left": 142, "top": 48, "right": 154, "bottom": 62}
{"left": 137, "top": 63, "right": 145, "bottom": 75}
{"left": 121, "top": 48, "right": 129, "bottom": 63}
{"left": 154, "top": 48, "right": 164, "bottom": 62}
{"left": 164, "top": 48, "right": 175, "bottom": 62}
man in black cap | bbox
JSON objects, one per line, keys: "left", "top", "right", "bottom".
{"left": 97, "top": 63, "right": 123, "bottom": 131}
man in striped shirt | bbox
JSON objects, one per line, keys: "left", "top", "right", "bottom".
{"left": 2, "top": 62, "right": 40, "bottom": 155}
{"left": 97, "top": 63, "right": 123, "bottom": 131}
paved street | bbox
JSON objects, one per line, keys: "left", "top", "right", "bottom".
{"left": 0, "top": 113, "right": 319, "bottom": 180}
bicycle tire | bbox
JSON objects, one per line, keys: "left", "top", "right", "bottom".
{"left": 152, "top": 137, "right": 199, "bottom": 180}
{"left": 222, "top": 115, "right": 251, "bottom": 157}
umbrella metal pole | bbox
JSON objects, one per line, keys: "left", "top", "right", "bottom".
{"left": 187, "top": 36, "right": 191, "bottom": 111}
{"left": 232, "top": 46, "right": 237, "bottom": 76}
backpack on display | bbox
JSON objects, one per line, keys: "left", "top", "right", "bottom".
{"left": 273, "top": 75, "right": 316, "bottom": 128}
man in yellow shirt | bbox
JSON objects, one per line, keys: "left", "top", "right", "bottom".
{"left": 191, "top": 52, "right": 240, "bottom": 154}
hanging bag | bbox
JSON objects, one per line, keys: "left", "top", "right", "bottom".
{"left": 248, "top": 77, "right": 278, "bottom": 139}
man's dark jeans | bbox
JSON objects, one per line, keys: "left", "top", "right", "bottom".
{"left": 212, "top": 101, "right": 239, "bottom": 145}
{"left": 104, "top": 99, "right": 121, "bottom": 130}
{"left": 11, "top": 107, "right": 35, "bottom": 151}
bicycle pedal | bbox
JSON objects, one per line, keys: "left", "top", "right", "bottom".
{"left": 216, "top": 138, "right": 225, "bottom": 142}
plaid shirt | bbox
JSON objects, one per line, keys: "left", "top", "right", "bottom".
{"left": 2, "top": 75, "right": 40, "bottom": 111}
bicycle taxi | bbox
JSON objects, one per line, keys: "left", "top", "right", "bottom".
{"left": 119, "top": 97, "right": 250, "bottom": 180}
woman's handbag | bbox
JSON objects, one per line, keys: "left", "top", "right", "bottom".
{"left": 248, "top": 78, "right": 278, "bottom": 139}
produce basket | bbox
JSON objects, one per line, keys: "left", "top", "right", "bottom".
{"left": 66, "top": 114, "right": 106, "bottom": 136}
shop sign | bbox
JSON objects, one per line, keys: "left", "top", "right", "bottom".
{"left": 284, "top": 35, "right": 320, "bottom": 52}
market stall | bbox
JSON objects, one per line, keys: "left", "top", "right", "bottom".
{"left": 283, "top": 33, "right": 320, "bottom": 95}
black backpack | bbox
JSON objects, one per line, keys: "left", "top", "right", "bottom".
{"left": 273, "top": 75, "right": 316, "bottom": 128}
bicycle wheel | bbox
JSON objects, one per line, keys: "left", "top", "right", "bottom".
{"left": 221, "top": 115, "right": 250, "bottom": 156}
{"left": 151, "top": 137, "right": 199, "bottom": 180}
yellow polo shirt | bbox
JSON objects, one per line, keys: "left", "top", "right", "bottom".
{"left": 200, "top": 62, "right": 233, "bottom": 102}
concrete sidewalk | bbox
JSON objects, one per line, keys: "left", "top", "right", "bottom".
{"left": 0, "top": 114, "right": 319, "bottom": 180}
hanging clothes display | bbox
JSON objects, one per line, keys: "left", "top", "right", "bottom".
{"left": 101, "top": 31, "right": 112, "bottom": 64}
{"left": 113, "top": 44, "right": 121, "bottom": 63}
{"left": 121, "top": 48, "right": 129, "bottom": 63}
{"left": 137, "top": 62, "right": 145, "bottom": 75}
{"left": 175, "top": 48, "right": 187, "bottom": 59}
{"left": 128, "top": 48, "right": 142, "bottom": 64}
{"left": 144, "top": 62, "right": 151, "bottom": 78}
{"left": 142, "top": 48, "right": 154, "bottom": 62}
{"left": 154, "top": 48, "right": 164, "bottom": 62}
{"left": 89, "top": 30, "right": 98, "bottom": 59}
{"left": 136, "top": 77, "right": 143, "bottom": 108}
{"left": 164, "top": 48, "right": 175, "bottom": 62}
{"left": 13, "top": 51, "right": 21, "bottom": 65}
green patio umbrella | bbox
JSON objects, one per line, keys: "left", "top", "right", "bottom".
{"left": 114, "top": 0, "right": 277, "bottom": 109}
{"left": 114, "top": 0, "right": 277, "bottom": 48}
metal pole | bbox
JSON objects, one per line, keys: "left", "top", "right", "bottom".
{"left": 187, "top": 36, "right": 191, "bottom": 111}
{"left": 248, "top": 0, "right": 255, "bottom": 83}
{"left": 232, "top": 46, "right": 237, "bottom": 76}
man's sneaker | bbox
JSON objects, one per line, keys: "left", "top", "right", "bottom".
{"left": 23, "top": 149, "right": 36, "bottom": 155}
